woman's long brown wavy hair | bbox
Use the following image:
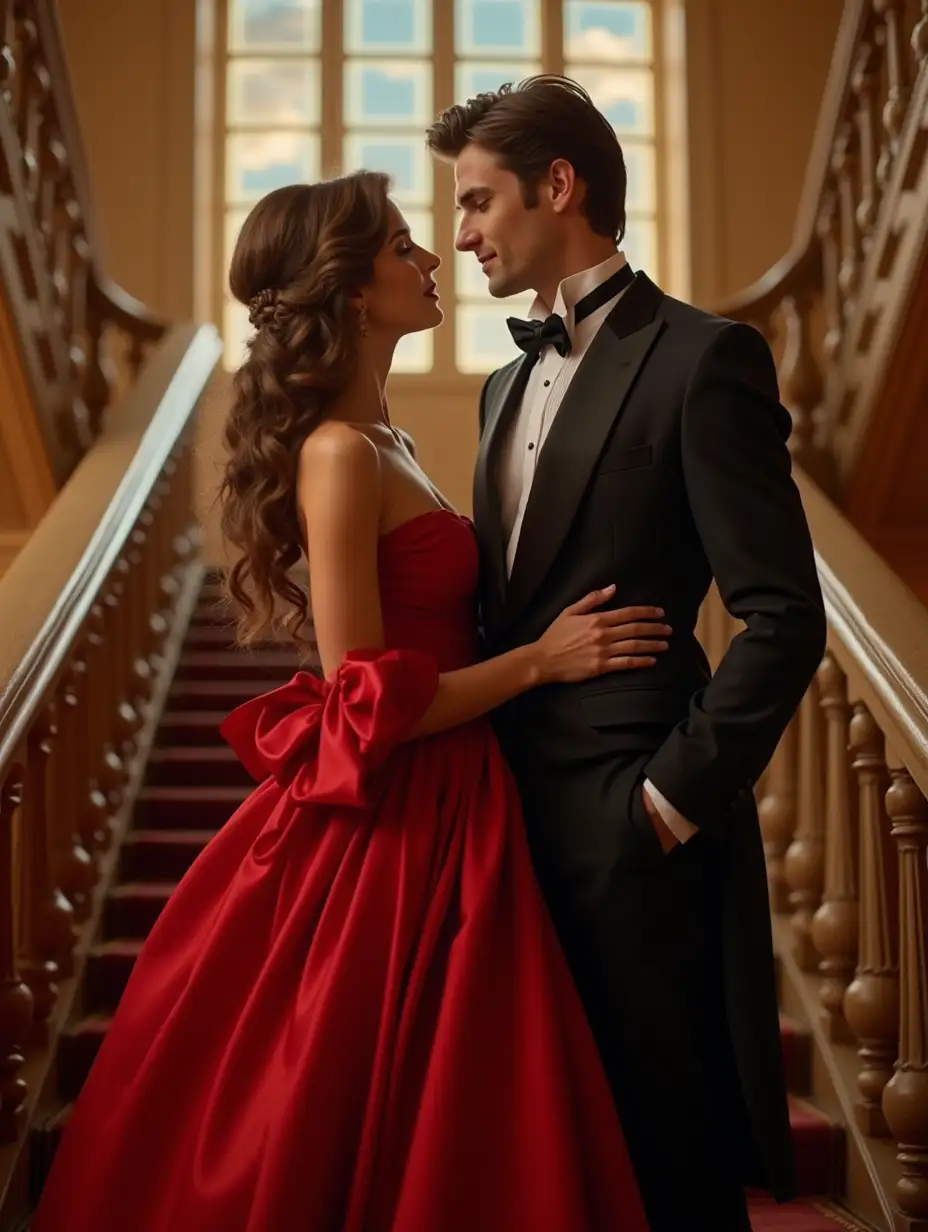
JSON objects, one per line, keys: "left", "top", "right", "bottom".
{"left": 219, "top": 172, "right": 391, "bottom": 650}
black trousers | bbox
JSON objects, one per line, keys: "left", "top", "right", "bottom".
{"left": 525, "top": 755, "right": 756, "bottom": 1232}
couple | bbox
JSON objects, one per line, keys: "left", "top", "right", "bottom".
{"left": 34, "top": 77, "right": 827, "bottom": 1231}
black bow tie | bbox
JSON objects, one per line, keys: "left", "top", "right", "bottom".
{"left": 506, "top": 262, "right": 635, "bottom": 360}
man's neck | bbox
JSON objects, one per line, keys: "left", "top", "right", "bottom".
{"left": 534, "top": 240, "right": 620, "bottom": 313}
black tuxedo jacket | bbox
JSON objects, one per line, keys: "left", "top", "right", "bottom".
{"left": 472, "top": 274, "right": 826, "bottom": 1206}
{"left": 474, "top": 272, "right": 827, "bottom": 835}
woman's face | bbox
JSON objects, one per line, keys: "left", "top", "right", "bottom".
{"left": 363, "top": 201, "right": 442, "bottom": 338}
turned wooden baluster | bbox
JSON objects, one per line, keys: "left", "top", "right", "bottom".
{"left": 882, "top": 772, "right": 928, "bottom": 1229}
{"left": 817, "top": 189, "right": 844, "bottom": 374}
{"left": 779, "top": 291, "right": 824, "bottom": 467}
{"left": 79, "top": 609, "right": 116, "bottom": 857}
{"left": 98, "top": 584, "right": 131, "bottom": 819}
{"left": 811, "top": 655, "right": 859, "bottom": 1040}
{"left": 851, "top": 32, "right": 881, "bottom": 249}
{"left": 110, "top": 558, "right": 143, "bottom": 766}
{"left": 915, "top": 2, "right": 928, "bottom": 67}
{"left": 55, "top": 662, "right": 96, "bottom": 923}
{"left": 17, "top": 703, "right": 75, "bottom": 1042}
{"left": 785, "top": 679, "right": 827, "bottom": 970}
{"left": 0, "top": 770, "right": 33, "bottom": 1144}
{"left": 874, "top": 0, "right": 911, "bottom": 187}
{"left": 844, "top": 705, "right": 899, "bottom": 1138}
{"left": 758, "top": 719, "right": 799, "bottom": 914}
{"left": 833, "top": 119, "right": 862, "bottom": 321}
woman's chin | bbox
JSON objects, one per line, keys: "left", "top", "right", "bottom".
{"left": 405, "top": 304, "right": 444, "bottom": 333}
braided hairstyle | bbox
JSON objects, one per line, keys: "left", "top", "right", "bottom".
{"left": 218, "top": 172, "right": 391, "bottom": 649}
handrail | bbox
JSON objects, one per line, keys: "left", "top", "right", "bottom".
{"left": 0, "top": 323, "right": 220, "bottom": 760}
{"left": 797, "top": 469, "right": 928, "bottom": 794}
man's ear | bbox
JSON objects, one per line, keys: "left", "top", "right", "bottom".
{"left": 548, "top": 158, "right": 578, "bottom": 214}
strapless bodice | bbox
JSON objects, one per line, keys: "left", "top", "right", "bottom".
{"left": 377, "top": 509, "right": 480, "bottom": 672}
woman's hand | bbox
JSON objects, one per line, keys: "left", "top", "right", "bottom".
{"left": 532, "top": 585, "right": 671, "bottom": 684}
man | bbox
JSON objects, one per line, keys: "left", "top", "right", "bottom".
{"left": 426, "top": 76, "right": 827, "bottom": 1231}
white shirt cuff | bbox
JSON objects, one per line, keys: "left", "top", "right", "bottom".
{"left": 643, "top": 779, "right": 698, "bottom": 844}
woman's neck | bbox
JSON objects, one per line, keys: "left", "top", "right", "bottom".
{"left": 331, "top": 346, "right": 393, "bottom": 426}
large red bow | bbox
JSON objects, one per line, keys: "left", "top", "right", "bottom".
{"left": 220, "top": 649, "right": 439, "bottom": 807}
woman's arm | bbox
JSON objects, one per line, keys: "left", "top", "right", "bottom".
{"left": 298, "top": 426, "right": 670, "bottom": 739}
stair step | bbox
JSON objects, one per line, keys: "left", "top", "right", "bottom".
{"left": 146, "top": 745, "right": 253, "bottom": 787}
{"left": 779, "top": 1013, "right": 813, "bottom": 1095}
{"left": 182, "top": 623, "right": 288, "bottom": 651}
{"left": 788, "top": 1096, "right": 845, "bottom": 1195}
{"left": 156, "top": 710, "right": 230, "bottom": 746}
{"left": 746, "top": 1190, "right": 872, "bottom": 1229}
{"left": 120, "top": 828, "right": 215, "bottom": 882}
{"left": 134, "top": 785, "right": 251, "bottom": 830}
{"left": 197, "top": 581, "right": 227, "bottom": 604}
{"left": 84, "top": 941, "right": 143, "bottom": 1013}
{"left": 167, "top": 678, "right": 271, "bottom": 711}
{"left": 58, "top": 1015, "right": 110, "bottom": 1099}
{"left": 31, "top": 1101, "right": 74, "bottom": 1197}
{"left": 103, "top": 881, "right": 177, "bottom": 939}
{"left": 173, "top": 650, "right": 297, "bottom": 682}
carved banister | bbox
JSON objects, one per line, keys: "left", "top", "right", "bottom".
{"left": 716, "top": 0, "right": 928, "bottom": 491}
{"left": 0, "top": 321, "right": 220, "bottom": 1220}
{"left": 0, "top": 1, "right": 170, "bottom": 486}
{"left": 698, "top": 461, "right": 928, "bottom": 1226}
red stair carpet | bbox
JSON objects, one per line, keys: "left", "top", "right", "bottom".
{"left": 35, "top": 576, "right": 875, "bottom": 1231}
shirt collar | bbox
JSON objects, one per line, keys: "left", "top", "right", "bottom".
{"left": 529, "top": 251, "right": 629, "bottom": 328}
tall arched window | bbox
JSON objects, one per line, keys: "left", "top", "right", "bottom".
{"left": 217, "top": 1, "right": 674, "bottom": 378}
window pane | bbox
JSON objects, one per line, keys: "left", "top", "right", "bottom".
{"left": 224, "top": 299, "right": 251, "bottom": 370}
{"left": 566, "top": 65, "right": 654, "bottom": 137}
{"left": 401, "top": 208, "right": 434, "bottom": 254}
{"left": 624, "top": 141, "right": 655, "bottom": 213}
{"left": 564, "top": 1, "right": 652, "bottom": 63}
{"left": 456, "top": 242, "right": 493, "bottom": 299}
{"left": 228, "top": 0, "right": 321, "bottom": 53}
{"left": 225, "top": 207, "right": 251, "bottom": 276}
{"left": 226, "top": 131, "right": 321, "bottom": 203}
{"left": 226, "top": 59, "right": 320, "bottom": 127}
{"left": 344, "top": 60, "right": 432, "bottom": 127}
{"left": 343, "top": 133, "right": 431, "bottom": 205}
{"left": 456, "top": 299, "right": 535, "bottom": 374}
{"left": 623, "top": 216, "right": 657, "bottom": 274}
{"left": 393, "top": 330, "right": 433, "bottom": 373}
{"left": 455, "top": 0, "right": 540, "bottom": 58}
{"left": 455, "top": 61, "right": 541, "bottom": 102}
{"left": 345, "top": 0, "right": 431, "bottom": 54}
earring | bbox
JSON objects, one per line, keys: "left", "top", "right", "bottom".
{"left": 358, "top": 304, "right": 369, "bottom": 337}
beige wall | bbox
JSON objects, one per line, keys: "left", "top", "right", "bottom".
{"left": 58, "top": 0, "right": 843, "bottom": 542}
{"left": 686, "top": 0, "right": 843, "bottom": 304}
{"left": 58, "top": 0, "right": 198, "bottom": 321}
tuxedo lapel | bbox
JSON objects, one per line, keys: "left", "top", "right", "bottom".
{"left": 472, "top": 354, "right": 535, "bottom": 621}
{"left": 503, "top": 273, "right": 666, "bottom": 629}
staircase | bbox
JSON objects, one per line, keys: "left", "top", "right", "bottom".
{"left": 16, "top": 572, "right": 873, "bottom": 1231}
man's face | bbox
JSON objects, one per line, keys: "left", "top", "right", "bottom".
{"left": 453, "top": 144, "right": 554, "bottom": 299}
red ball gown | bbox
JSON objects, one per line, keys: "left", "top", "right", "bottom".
{"left": 33, "top": 509, "right": 648, "bottom": 1231}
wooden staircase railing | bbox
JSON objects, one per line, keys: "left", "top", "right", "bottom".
{"left": 0, "top": 321, "right": 221, "bottom": 1226}
{"left": 718, "top": 0, "right": 928, "bottom": 496}
{"left": 0, "top": 1, "right": 225, "bottom": 1223}
{"left": 0, "top": 0, "right": 168, "bottom": 487}
{"left": 698, "top": 468, "right": 928, "bottom": 1232}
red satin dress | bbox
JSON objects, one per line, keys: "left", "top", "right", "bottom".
{"left": 33, "top": 509, "right": 648, "bottom": 1231}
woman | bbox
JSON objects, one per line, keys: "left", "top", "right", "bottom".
{"left": 34, "top": 174, "right": 668, "bottom": 1230}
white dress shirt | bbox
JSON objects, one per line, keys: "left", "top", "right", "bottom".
{"left": 496, "top": 252, "right": 697, "bottom": 845}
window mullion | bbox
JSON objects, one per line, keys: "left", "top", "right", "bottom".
{"left": 320, "top": 1, "right": 344, "bottom": 176}
{"left": 541, "top": 0, "right": 564, "bottom": 74}
{"left": 432, "top": 0, "right": 457, "bottom": 377}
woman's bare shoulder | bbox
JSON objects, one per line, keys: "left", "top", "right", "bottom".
{"left": 299, "top": 420, "right": 380, "bottom": 477}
